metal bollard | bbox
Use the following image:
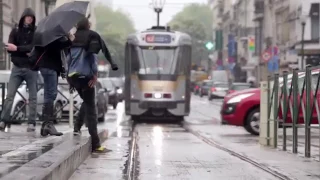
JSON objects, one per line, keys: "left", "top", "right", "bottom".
{"left": 69, "top": 91, "right": 74, "bottom": 128}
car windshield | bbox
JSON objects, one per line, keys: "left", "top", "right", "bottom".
{"left": 214, "top": 83, "right": 228, "bottom": 88}
{"left": 101, "top": 79, "right": 114, "bottom": 89}
{"left": 232, "top": 84, "right": 251, "bottom": 90}
{"left": 203, "top": 81, "right": 212, "bottom": 86}
{"left": 110, "top": 78, "right": 124, "bottom": 87}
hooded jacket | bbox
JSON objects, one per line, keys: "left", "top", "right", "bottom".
{"left": 8, "top": 8, "right": 36, "bottom": 68}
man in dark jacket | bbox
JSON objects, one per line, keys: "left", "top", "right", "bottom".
{"left": 68, "top": 18, "right": 118, "bottom": 153}
{"left": 0, "top": 8, "right": 38, "bottom": 132}
{"left": 31, "top": 35, "right": 72, "bottom": 136}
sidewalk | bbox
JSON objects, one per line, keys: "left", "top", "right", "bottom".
{"left": 186, "top": 124, "right": 320, "bottom": 180}
{"left": 0, "top": 124, "right": 72, "bottom": 156}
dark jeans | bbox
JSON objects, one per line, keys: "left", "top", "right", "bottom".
{"left": 40, "top": 68, "right": 58, "bottom": 104}
{"left": 1, "top": 65, "right": 38, "bottom": 125}
{"left": 75, "top": 87, "right": 100, "bottom": 150}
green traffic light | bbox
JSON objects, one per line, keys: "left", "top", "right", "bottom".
{"left": 205, "top": 42, "right": 214, "bottom": 50}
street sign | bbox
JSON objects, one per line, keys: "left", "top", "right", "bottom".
{"left": 262, "top": 51, "right": 271, "bottom": 62}
{"left": 205, "top": 42, "right": 214, "bottom": 50}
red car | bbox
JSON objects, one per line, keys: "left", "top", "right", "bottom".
{"left": 221, "top": 71, "right": 320, "bottom": 135}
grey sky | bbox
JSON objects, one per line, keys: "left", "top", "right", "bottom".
{"left": 96, "top": 0, "right": 208, "bottom": 31}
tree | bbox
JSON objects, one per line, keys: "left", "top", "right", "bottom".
{"left": 168, "top": 4, "right": 213, "bottom": 64}
{"left": 95, "top": 5, "right": 135, "bottom": 77}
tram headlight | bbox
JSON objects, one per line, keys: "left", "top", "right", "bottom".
{"left": 154, "top": 93, "right": 162, "bottom": 99}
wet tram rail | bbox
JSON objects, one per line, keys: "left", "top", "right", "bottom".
{"left": 125, "top": 119, "right": 294, "bottom": 180}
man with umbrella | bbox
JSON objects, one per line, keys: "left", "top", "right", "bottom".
{"left": 29, "top": 1, "right": 90, "bottom": 136}
{"left": 0, "top": 8, "right": 38, "bottom": 132}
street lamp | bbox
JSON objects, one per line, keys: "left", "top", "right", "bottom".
{"left": 152, "top": 0, "right": 166, "bottom": 26}
{"left": 300, "top": 14, "right": 308, "bottom": 69}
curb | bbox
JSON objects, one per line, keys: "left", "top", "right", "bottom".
{"left": 2, "top": 129, "right": 109, "bottom": 180}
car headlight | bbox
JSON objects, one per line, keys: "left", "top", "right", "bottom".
{"left": 227, "top": 93, "right": 254, "bottom": 104}
{"left": 117, "top": 89, "right": 123, "bottom": 94}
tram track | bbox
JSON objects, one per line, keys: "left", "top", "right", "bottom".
{"left": 126, "top": 119, "right": 296, "bottom": 180}
{"left": 183, "top": 124, "right": 295, "bottom": 180}
{"left": 126, "top": 123, "right": 139, "bottom": 180}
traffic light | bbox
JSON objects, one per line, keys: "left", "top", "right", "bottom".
{"left": 248, "top": 36, "right": 255, "bottom": 51}
{"left": 205, "top": 42, "right": 214, "bottom": 50}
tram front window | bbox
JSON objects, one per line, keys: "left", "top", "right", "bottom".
{"left": 139, "top": 47, "right": 177, "bottom": 75}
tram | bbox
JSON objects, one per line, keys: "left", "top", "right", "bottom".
{"left": 124, "top": 26, "right": 192, "bottom": 121}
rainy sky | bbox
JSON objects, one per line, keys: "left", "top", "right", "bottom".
{"left": 96, "top": 0, "right": 208, "bottom": 31}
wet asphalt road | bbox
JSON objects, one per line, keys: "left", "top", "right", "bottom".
{"left": 69, "top": 95, "right": 320, "bottom": 180}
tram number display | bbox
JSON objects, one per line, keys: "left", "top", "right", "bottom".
{"left": 145, "top": 34, "right": 171, "bottom": 43}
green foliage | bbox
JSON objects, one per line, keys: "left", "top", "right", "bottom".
{"left": 95, "top": 4, "right": 136, "bottom": 76}
{"left": 168, "top": 3, "right": 213, "bottom": 63}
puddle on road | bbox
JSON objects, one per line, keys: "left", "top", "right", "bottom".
{"left": 0, "top": 140, "right": 63, "bottom": 178}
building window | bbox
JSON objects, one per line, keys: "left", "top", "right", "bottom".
{"left": 310, "top": 4, "right": 320, "bottom": 40}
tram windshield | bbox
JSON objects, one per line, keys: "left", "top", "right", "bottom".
{"left": 138, "top": 46, "right": 178, "bottom": 75}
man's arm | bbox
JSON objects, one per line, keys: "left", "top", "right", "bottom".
{"left": 8, "top": 28, "right": 16, "bottom": 44}
{"left": 17, "top": 44, "right": 34, "bottom": 53}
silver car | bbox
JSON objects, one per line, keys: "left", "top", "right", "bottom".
{"left": 208, "top": 82, "right": 229, "bottom": 100}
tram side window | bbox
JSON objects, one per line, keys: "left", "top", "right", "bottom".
{"left": 130, "top": 45, "right": 140, "bottom": 73}
{"left": 176, "top": 46, "right": 186, "bottom": 74}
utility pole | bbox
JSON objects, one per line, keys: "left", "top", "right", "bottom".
{"left": 260, "top": 0, "right": 275, "bottom": 81}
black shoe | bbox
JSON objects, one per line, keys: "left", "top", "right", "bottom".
{"left": 40, "top": 122, "right": 63, "bottom": 137}
{"left": 0, "top": 122, "right": 6, "bottom": 131}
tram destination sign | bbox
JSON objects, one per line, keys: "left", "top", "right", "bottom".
{"left": 145, "top": 34, "right": 171, "bottom": 43}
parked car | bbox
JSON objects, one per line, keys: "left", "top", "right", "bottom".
{"left": 0, "top": 71, "right": 69, "bottom": 123}
{"left": 220, "top": 70, "right": 320, "bottom": 135}
{"left": 100, "top": 78, "right": 119, "bottom": 109}
{"left": 55, "top": 77, "right": 82, "bottom": 118}
{"left": 208, "top": 82, "right": 229, "bottom": 100}
{"left": 199, "top": 80, "right": 213, "bottom": 97}
{"left": 109, "top": 77, "right": 124, "bottom": 102}
{"left": 95, "top": 80, "right": 109, "bottom": 122}
{"left": 227, "top": 83, "right": 253, "bottom": 95}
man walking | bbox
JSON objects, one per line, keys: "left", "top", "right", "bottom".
{"left": 0, "top": 8, "right": 38, "bottom": 132}
{"left": 68, "top": 18, "right": 118, "bottom": 153}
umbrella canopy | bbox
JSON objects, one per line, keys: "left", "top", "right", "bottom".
{"left": 34, "top": 1, "right": 89, "bottom": 47}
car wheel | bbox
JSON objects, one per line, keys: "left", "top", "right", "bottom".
{"left": 13, "top": 101, "right": 26, "bottom": 123}
{"left": 208, "top": 95, "right": 213, "bottom": 101}
{"left": 53, "top": 102, "right": 63, "bottom": 124}
{"left": 244, "top": 108, "right": 260, "bottom": 135}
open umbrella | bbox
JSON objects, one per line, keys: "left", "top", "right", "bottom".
{"left": 33, "top": 1, "right": 89, "bottom": 47}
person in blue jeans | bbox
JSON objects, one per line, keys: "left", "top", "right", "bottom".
{"left": 30, "top": 34, "right": 74, "bottom": 136}
{"left": 0, "top": 8, "right": 38, "bottom": 132}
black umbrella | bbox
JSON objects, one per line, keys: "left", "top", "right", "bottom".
{"left": 34, "top": 1, "right": 89, "bottom": 47}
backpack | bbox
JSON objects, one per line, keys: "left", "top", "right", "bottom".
{"left": 66, "top": 47, "right": 98, "bottom": 89}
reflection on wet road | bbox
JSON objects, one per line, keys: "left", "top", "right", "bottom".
{"left": 134, "top": 124, "right": 276, "bottom": 180}
{"left": 70, "top": 96, "right": 320, "bottom": 180}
